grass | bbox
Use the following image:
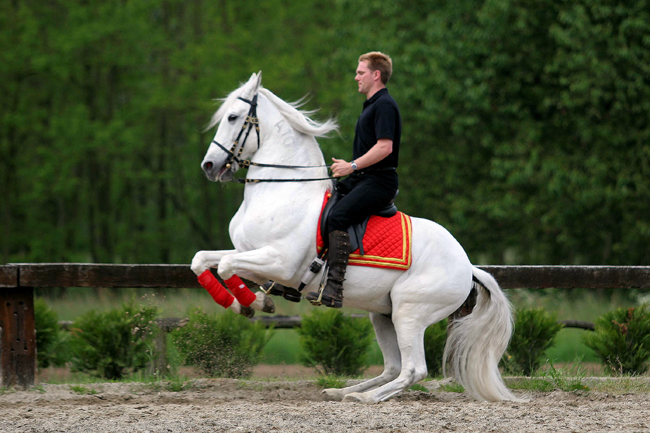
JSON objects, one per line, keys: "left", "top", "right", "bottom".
{"left": 439, "top": 383, "right": 465, "bottom": 393}
{"left": 33, "top": 362, "right": 650, "bottom": 396}
{"left": 545, "top": 328, "right": 598, "bottom": 363}
{"left": 590, "top": 377, "right": 650, "bottom": 394}
{"left": 544, "top": 360, "right": 590, "bottom": 392}
{"left": 409, "top": 384, "right": 429, "bottom": 392}
{"left": 69, "top": 385, "right": 98, "bottom": 395}
{"left": 261, "top": 329, "right": 302, "bottom": 364}
{"left": 139, "top": 378, "right": 196, "bottom": 393}
{"left": 315, "top": 376, "right": 347, "bottom": 389}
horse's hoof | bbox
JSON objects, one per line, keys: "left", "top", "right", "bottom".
{"left": 322, "top": 388, "right": 345, "bottom": 401}
{"left": 240, "top": 306, "right": 255, "bottom": 318}
{"left": 342, "top": 392, "right": 365, "bottom": 403}
{"left": 262, "top": 294, "right": 275, "bottom": 314}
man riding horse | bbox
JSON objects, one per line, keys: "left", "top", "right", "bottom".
{"left": 307, "top": 51, "right": 402, "bottom": 308}
{"left": 192, "top": 68, "right": 519, "bottom": 402}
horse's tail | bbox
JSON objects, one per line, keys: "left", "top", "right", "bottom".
{"left": 442, "top": 267, "right": 523, "bottom": 402}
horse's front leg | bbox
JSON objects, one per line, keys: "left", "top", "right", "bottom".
{"left": 191, "top": 249, "right": 237, "bottom": 274}
{"left": 217, "top": 245, "right": 296, "bottom": 283}
{"left": 191, "top": 249, "right": 274, "bottom": 316}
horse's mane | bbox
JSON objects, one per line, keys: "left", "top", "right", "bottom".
{"left": 206, "top": 86, "right": 338, "bottom": 138}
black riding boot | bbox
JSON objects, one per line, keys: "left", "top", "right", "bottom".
{"left": 307, "top": 230, "right": 350, "bottom": 308}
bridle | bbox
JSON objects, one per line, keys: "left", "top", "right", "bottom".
{"left": 210, "top": 94, "right": 333, "bottom": 184}
{"left": 211, "top": 95, "right": 261, "bottom": 174}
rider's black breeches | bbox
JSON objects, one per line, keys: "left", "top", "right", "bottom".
{"left": 328, "top": 172, "right": 398, "bottom": 234}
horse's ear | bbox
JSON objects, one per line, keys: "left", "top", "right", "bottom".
{"left": 254, "top": 71, "right": 262, "bottom": 91}
{"left": 244, "top": 72, "right": 262, "bottom": 98}
{"left": 245, "top": 72, "right": 258, "bottom": 86}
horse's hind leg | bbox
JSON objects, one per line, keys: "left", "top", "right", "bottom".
{"left": 342, "top": 304, "right": 456, "bottom": 403}
{"left": 322, "top": 312, "right": 401, "bottom": 400}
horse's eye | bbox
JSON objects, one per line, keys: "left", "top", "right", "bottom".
{"left": 228, "top": 114, "right": 238, "bottom": 122}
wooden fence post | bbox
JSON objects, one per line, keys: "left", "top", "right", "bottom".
{"left": 0, "top": 288, "right": 37, "bottom": 388}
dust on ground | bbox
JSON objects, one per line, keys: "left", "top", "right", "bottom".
{"left": 1, "top": 365, "right": 648, "bottom": 433}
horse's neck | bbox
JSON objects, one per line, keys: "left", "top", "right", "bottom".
{"left": 242, "top": 110, "right": 330, "bottom": 209}
{"left": 255, "top": 113, "right": 326, "bottom": 168}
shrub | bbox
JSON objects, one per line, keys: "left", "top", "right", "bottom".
{"left": 423, "top": 319, "right": 448, "bottom": 377}
{"left": 297, "top": 309, "right": 373, "bottom": 377}
{"left": 34, "top": 298, "right": 62, "bottom": 368}
{"left": 69, "top": 301, "right": 159, "bottom": 380}
{"left": 503, "top": 308, "right": 563, "bottom": 376}
{"left": 583, "top": 305, "right": 650, "bottom": 375}
{"left": 171, "top": 308, "right": 273, "bottom": 378}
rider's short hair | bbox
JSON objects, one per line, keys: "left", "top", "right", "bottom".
{"left": 359, "top": 52, "right": 393, "bottom": 85}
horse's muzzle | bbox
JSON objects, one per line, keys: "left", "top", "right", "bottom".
{"left": 201, "top": 160, "right": 217, "bottom": 181}
{"left": 202, "top": 160, "right": 234, "bottom": 183}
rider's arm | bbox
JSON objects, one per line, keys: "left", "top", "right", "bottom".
{"left": 331, "top": 138, "right": 393, "bottom": 177}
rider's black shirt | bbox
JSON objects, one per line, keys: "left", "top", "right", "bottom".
{"left": 352, "top": 88, "right": 402, "bottom": 169}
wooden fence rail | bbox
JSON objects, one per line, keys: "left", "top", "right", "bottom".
{"left": 1, "top": 263, "right": 649, "bottom": 388}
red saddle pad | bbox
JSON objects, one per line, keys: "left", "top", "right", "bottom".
{"left": 316, "top": 192, "right": 413, "bottom": 271}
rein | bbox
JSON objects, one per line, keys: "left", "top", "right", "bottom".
{"left": 212, "top": 94, "right": 334, "bottom": 184}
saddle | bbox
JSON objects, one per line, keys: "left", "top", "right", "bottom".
{"left": 262, "top": 187, "right": 402, "bottom": 303}
{"left": 320, "top": 187, "right": 398, "bottom": 256}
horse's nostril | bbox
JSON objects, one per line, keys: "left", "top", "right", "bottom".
{"left": 203, "top": 161, "right": 213, "bottom": 171}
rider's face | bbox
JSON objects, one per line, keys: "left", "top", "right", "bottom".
{"left": 355, "top": 61, "right": 376, "bottom": 96}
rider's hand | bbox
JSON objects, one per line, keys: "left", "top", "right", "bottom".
{"left": 331, "top": 157, "right": 355, "bottom": 178}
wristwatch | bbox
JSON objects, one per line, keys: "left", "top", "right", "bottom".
{"left": 351, "top": 160, "right": 358, "bottom": 171}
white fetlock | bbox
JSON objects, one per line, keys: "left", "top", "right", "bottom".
{"left": 250, "top": 291, "right": 275, "bottom": 313}
{"left": 230, "top": 300, "right": 255, "bottom": 318}
{"left": 228, "top": 300, "right": 241, "bottom": 315}
{"left": 249, "top": 292, "right": 265, "bottom": 310}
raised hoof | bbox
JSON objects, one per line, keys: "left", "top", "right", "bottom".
{"left": 239, "top": 306, "right": 255, "bottom": 318}
{"left": 262, "top": 293, "right": 275, "bottom": 314}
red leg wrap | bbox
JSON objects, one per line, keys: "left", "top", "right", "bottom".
{"left": 198, "top": 270, "right": 234, "bottom": 308}
{"left": 225, "top": 275, "right": 257, "bottom": 307}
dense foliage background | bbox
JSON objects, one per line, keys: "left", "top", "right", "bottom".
{"left": 2, "top": 0, "right": 649, "bottom": 266}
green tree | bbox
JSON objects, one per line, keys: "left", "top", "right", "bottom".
{"left": 323, "top": 0, "right": 650, "bottom": 265}
{"left": 2, "top": 0, "right": 648, "bottom": 268}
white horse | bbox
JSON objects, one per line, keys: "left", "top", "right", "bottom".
{"left": 191, "top": 72, "right": 521, "bottom": 403}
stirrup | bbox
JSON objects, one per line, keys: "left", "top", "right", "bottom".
{"left": 259, "top": 281, "right": 279, "bottom": 295}
{"left": 259, "top": 281, "right": 302, "bottom": 303}
{"left": 307, "top": 284, "right": 325, "bottom": 307}
{"left": 306, "top": 283, "right": 343, "bottom": 308}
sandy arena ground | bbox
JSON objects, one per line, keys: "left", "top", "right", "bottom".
{"left": 1, "top": 366, "right": 649, "bottom": 433}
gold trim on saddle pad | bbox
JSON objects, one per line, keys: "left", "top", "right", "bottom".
{"left": 347, "top": 211, "right": 412, "bottom": 271}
